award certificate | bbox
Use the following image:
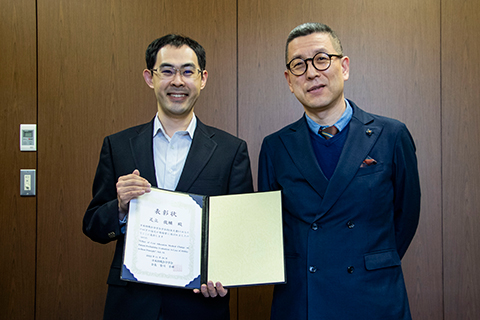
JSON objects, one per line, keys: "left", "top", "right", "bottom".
{"left": 122, "top": 188, "right": 285, "bottom": 289}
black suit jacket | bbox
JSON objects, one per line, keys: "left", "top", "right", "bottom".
{"left": 83, "top": 117, "right": 253, "bottom": 320}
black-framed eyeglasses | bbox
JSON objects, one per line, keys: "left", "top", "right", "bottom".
{"left": 150, "top": 65, "right": 202, "bottom": 80}
{"left": 286, "top": 52, "right": 343, "bottom": 76}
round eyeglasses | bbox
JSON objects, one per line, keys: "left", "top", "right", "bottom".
{"left": 151, "top": 65, "right": 202, "bottom": 80}
{"left": 286, "top": 52, "right": 343, "bottom": 76}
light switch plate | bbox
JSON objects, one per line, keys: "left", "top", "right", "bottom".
{"left": 20, "top": 169, "right": 36, "bottom": 196}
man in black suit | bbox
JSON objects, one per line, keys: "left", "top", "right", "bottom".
{"left": 83, "top": 34, "right": 253, "bottom": 320}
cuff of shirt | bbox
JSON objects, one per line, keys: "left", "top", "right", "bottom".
{"left": 119, "top": 215, "right": 128, "bottom": 234}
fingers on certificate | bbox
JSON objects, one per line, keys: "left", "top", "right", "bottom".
{"left": 194, "top": 281, "right": 228, "bottom": 298}
{"left": 117, "top": 169, "right": 151, "bottom": 214}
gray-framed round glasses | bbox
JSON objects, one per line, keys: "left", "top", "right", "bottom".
{"left": 150, "top": 66, "right": 202, "bottom": 80}
{"left": 286, "top": 52, "right": 343, "bottom": 76}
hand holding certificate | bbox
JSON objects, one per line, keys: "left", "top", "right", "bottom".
{"left": 122, "top": 188, "right": 285, "bottom": 289}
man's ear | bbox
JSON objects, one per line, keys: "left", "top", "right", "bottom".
{"left": 284, "top": 70, "right": 294, "bottom": 93}
{"left": 341, "top": 56, "right": 350, "bottom": 81}
{"left": 143, "top": 69, "right": 154, "bottom": 89}
{"left": 200, "top": 70, "right": 208, "bottom": 90}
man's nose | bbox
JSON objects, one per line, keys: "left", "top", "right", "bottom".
{"left": 305, "top": 60, "right": 320, "bottom": 79}
{"left": 170, "top": 70, "right": 185, "bottom": 85}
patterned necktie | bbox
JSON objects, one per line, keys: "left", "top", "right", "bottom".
{"left": 319, "top": 125, "right": 339, "bottom": 140}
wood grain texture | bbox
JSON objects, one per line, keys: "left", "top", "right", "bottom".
{"left": 442, "top": 0, "right": 480, "bottom": 319}
{"left": 35, "top": 0, "right": 237, "bottom": 318}
{"left": 238, "top": 0, "right": 442, "bottom": 319}
{"left": 0, "top": 0, "right": 37, "bottom": 319}
{"left": 4, "top": 0, "right": 480, "bottom": 318}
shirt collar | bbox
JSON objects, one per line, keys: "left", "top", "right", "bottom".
{"left": 153, "top": 113, "right": 197, "bottom": 140}
{"left": 306, "top": 99, "right": 353, "bottom": 135}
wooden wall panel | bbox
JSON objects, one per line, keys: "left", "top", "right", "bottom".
{"left": 0, "top": 0, "right": 37, "bottom": 319}
{"left": 2, "top": 0, "right": 479, "bottom": 318}
{"left": 442, "top": 0, "right": 480, "bottom": 319}
{"left": 238, "top": 0, "right": 442, "bottom": 319}
{"left": 35, "top": 0, "right": 237, "bottom": 318}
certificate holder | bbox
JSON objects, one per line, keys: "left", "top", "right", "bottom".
{"left": 121, "top": 188, "right": 285, "bottom": 289}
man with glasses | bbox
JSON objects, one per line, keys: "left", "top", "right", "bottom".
{"left": 84, "top": 34, "right": 253, "bottom": 319}
{"left": 258, "top": 23, "right": 420, "bottom": 319}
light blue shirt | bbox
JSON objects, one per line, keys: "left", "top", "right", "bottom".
{"left": 306, "top": 99, "right": 353, "bottom": 137}
{"left": 153, "top": 113, "right": 196, "bottom": 190}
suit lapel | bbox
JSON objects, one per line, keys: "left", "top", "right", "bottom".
{"left": 316, "top": 104, "right": 384, "bottom": 219}
{"left": 129, "top": 119, "right": 157, "bottom": 187}
{"left": 280, "top": 117, "right": 329, "bottom": 199}
{"left": 175, "top": 120, "right": 217, "bottom": 192}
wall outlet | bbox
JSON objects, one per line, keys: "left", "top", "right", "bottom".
{"left": 20, "top": 169, "right": 36, "bottom": 196}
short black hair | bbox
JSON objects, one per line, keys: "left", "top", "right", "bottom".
{"left": 285, "top": 22, "right": 343, "bottom": 63}
{"left": 145, "top": 34, "right": 206, "bottom": 71}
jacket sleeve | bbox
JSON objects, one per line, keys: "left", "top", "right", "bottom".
{"left": 258, "top": 138, "right": 278, "bottom": 192}
{"left": 228, "top": 140, "right": 254, "bottom": 194}
{"left": 393, "top": 124, "right": 421, "bottom": 259}
{"left": 83, "top": 136, "right": 123, "bottom": 244}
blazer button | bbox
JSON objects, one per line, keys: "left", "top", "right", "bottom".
{"left": 346, "top": 220, "right": 355, "bottom": 229}
{"left": 347, "top": 266, "right": 355, "bottom": 274}
{"left": 309, "top": 266, "right": 317, "bottom": 273}
{"left": 311, "top": 223, "right": 318, "bottom": 231}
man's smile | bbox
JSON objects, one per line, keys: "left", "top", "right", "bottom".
{"left": 307, "top": 84, "right": 326, "bottom": 93}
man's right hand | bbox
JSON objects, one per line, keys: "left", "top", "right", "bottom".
{"left": 116, "top": 169, "right": 151, "bottom": 219}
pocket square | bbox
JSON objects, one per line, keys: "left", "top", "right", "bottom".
{"left": 360, "top": 156, "right": 377, "bottom": 168}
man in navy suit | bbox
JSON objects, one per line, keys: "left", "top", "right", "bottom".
{"left": 83, "top": 34, "right": 253, "bottom": 320}
{"left": 258, "top": 23, "right": 420, "bottom": 319}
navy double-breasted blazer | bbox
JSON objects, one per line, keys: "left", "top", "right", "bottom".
{"left": 83, "top": 117, "right": 253, "bottom": 320}
{"left": 258, "top": 101, "right": 420, "bottom": 320}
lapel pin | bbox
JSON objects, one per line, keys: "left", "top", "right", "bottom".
{"left": 366, "top": 129, "right": 373, "bottom": 136}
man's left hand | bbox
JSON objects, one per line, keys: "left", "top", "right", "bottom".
{"left": 193, "top": 281, "right": 228, "bottom": 298}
